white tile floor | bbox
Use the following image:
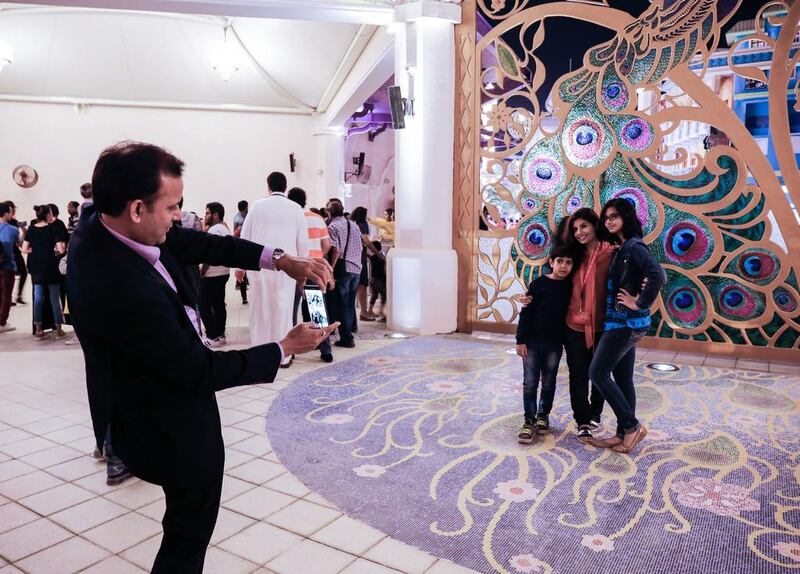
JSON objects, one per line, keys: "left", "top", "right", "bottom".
{"left": 0, "top": 289, "right": 481, "bottom": 574}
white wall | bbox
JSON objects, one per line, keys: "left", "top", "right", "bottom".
{"left": 0, "top": 102, "right": 315, "bottom": 224}
{"left": 343, "top": 129, "right": 394, "bottom": 217}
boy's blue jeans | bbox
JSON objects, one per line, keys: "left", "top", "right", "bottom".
{"left": 522, "top": 343, "right": 562, "bottom": 421}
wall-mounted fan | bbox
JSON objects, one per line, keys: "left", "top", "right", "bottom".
{"left": 12, "top": 165, "right": 38, "bottom": 188}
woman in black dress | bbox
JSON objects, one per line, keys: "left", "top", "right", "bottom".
{"left": 21, "top": 205, "right": 66, "bottom": 338}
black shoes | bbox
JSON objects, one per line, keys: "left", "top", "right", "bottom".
{"left": 518, "top": 420, "right": 535, "bottom": 444}
{"left": 535, "top": 415, "right": 550, "bottom": 432}
{"left": 280, "top": 354, "right": 295, "bottom": 368}
{"left": 321, "top": 352, "right": 334, "bottom": 363}
{"left": 577, "top": 425, "right": 593, "bottom": 442}
{"left": 334, "top": 341, "right": 355, "bottom": 348}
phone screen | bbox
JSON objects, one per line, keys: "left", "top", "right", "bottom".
{"left": 303, "top": 285, "right": 330, "bottom": 328}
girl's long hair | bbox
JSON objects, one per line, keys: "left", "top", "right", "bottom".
{"left": 600, "top": 198, "right": 643, "bottom": 243}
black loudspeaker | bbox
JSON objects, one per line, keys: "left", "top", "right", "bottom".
{"left": 388, "top": 86, "right": 405, "bottom": 130}
{"left": 353, "top": 152, "right": 365, "bottom": 176}
{"left": 289, "top": 153, "right": 296, "bottom": 172}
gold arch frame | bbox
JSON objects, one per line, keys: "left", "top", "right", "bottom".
{"left": 453, "top": 0, "right": 800, "bottom": 363}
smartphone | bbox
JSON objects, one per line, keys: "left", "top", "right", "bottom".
{"left": 303, "top": 283, "right": 330, "bottom": 328}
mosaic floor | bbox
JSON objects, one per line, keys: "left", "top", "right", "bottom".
{"left": 268, "top": 336, "right": 800, "bottom": 574}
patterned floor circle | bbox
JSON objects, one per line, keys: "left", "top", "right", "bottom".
{"left": 266, "top": 336, "right": 800, "bottom": 574}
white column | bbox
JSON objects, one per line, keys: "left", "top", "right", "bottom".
{"left": 387, "top": 0, "right": 461, "bottom": 335}
{"left": 312, "top": 120, "right": 346, "bottom": 208}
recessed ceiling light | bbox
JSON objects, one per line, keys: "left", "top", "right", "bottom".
{"left": 647, "top": 362, "right": 680, "bottom": 372}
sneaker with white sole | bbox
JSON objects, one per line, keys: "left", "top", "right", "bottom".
{"left": 217, "top": 336, "right": 227, "bottom": 346}
{"left": 204, "top": 337, "right": 223, "bottom": 348}
{"left": 0, "top": 324, "right": 16, "bottom": 333}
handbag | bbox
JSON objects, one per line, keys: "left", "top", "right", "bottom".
{"left": 332, "top": 220, "right": 352, "bottom": 280}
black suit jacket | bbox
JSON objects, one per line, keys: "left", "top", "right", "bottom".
{"left": 66, "top": 210, "right": 282, "bottom": 487}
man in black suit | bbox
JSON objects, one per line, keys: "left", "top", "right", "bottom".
{"left": 66, "top": 141, "right": 338, "bottom": 573}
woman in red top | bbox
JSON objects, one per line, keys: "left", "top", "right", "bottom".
{"left": 564, "top": 208, "right": 614, "bottom": 442}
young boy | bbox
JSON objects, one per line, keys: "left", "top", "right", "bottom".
{"left": 515, "top": 244, "right": 574, "bottom": 443}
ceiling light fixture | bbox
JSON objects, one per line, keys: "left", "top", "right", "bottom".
{"left": 212, "top": 25, "right": 238, "bottom": 82}
{"left": 0, "top": 41, "right": 13, "bottom": 72}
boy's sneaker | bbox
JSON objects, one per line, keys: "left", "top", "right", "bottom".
{"left": 589, "top": 417, "right": 601, "bottom": 430}
{"left": 577, "top": 425, "right": 593, "bottom": 443}
{"left": 518, "top": 420, "right": 535, "bottom": 444}
{"left": 535, "top": 415, "right": 550, "bottom": 433}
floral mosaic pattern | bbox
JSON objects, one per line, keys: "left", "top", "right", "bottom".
{"left": 267, "top": 337, "right": 800, "bottom": 574}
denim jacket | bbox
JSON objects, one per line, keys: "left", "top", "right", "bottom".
{"left": 605, "top": 237, "right": 666, "bottom": 331}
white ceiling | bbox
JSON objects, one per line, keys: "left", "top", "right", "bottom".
{"left": 0, "top": 3, "right": 369, "bottom": 109}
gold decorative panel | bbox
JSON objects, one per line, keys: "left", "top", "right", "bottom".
{"left": 454, "top": 0, "right": 800, "bottom": 361}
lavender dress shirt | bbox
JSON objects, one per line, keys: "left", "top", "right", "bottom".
{"left": 101, "top": 219, "right": 282, "bottom": 358}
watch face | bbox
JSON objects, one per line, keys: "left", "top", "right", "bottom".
{"left": 12, "top": 165, "right": 38, "bottom": 188}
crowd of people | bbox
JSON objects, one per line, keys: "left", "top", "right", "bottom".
{"left": 514, "top": 199, "right": 666, "bottom": 454}
{"left": 1, "top": 137, "right": 671, "bottom": 572}
{"left": 0, "top": 180, "right": 395, "bottom": 352}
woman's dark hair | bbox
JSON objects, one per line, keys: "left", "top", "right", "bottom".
{"left": 566, "top": 207, "right": 601, "bottom": 268}
{"left": 48, "top": 203, "right": 59, "bottom": 217}
{"left": 34, "top": 204, "right": 52, "bottom": 222}
{"left": 92, "top": 141, "right": 184, "bottom": 217}
{"left": 601, "top": 198, "right": 643, "bottom": 242}
{"left": 351, "top": 206, "right": 368, "bottom": 224}
{"left": 553, "top": 216, "right": 570, "bottom": 249}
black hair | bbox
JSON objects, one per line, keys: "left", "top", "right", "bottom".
{"left": 267, "top": 171, "right": 287, "bottom": 193}
{"left": 351, "top": 206, "right": 368, "bottom": 224}
{"left": 237, "top": 200, "right": 248, "bottom": 212}
{"left": 601, "top": 198, "right": 643, "bottom": 242}
{"left": 566, "top": 207, "right": 601, "bottom": 268}
{"left": 0, "top": 202, "right": 11, "bottom": 218}
{"left": 371, "top": 239, "right": 382, "bottom": 252}
{"left": 68, "top": 201, "right": 79, "bottom": 209}
{"left": 385, "top": 207, "right": 394, "bottom": 221}
{"left": 287, "top": 187, "right": 307, "bottom": 208}
{"left": 205, "top": 202, "right": 224, "bottom": 221}
{"left": 92, "top": 141, "right": 184, "bottom": 217}
{"left": 48, "top": 203, "right": 59, "bottom": 217}
{"left": 80, "top": 182, "right": 93, "bottom": 199}
{"left": 327, "top": 201, "right": 344, "bottom": 218}
{"left": 34, "top": 204, "right": 52, "bottom": 222}
{"left": 548, "top": 242, "right": 575, "bottom": 262}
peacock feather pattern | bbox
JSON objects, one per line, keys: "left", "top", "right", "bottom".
{"left": 475, "top": 0, "right": 800, "bottom": 352}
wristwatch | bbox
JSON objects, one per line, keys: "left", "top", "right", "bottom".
{"left": 272, "top": 248, "right": 286, "bottom": 268}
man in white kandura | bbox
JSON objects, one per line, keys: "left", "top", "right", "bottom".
{"left": 239, "top": 171, "right": 309, "bottom": 367}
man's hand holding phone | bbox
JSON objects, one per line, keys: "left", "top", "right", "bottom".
{"left": 279, "top": 322, "right": 340, "bottom": 357}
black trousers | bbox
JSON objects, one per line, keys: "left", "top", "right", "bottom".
{"left": 563, "top": 327, "right": 606, "bottom": 426}
{"left": 151, "top": 478, "right": 223, "bottom": 574}
{"left": 198, "top": 275, "right": 228, "bottom": 340}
